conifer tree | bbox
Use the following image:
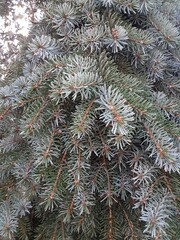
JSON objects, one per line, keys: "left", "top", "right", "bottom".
{"left": 0, "top": 0, "right": 180, "bottom": 239}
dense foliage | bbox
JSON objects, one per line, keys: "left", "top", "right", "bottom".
{"left": 0, "top": 0, "right": 180, "bottom": 239}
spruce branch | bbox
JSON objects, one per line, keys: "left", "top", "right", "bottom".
{"left": 148, "top": 11, "right": 180, "bottom": 48}
{"left": 70, "top": 99, "right": 95, "bottom": 139}
{"left": 105, "top": 25, "right": 128, "bottom": 53}
{"left": 0, "top": 106, "right": 12, "bottom": 120}
{"left": 144, "top": 122, "right": 179, "bottom": 173}
{"left": 0, "top": 201, "right": 18, "bottom": 240}
{"left": 138, "top": 0, "right": 156, "bottom": 13}
{"left": 50, "top": 2, "right": 79, "bottom": 31}
{"left": 96, "top": 85, "right": 134, "bottom": 135}
{"left": 26, "top": 35, "right": 60, "bottom": 61}
{"left": 116, "top": 0, "right": 138, "bottom": 14}
{"left": 140, "top": 190, "right": 176, "bottom": 239}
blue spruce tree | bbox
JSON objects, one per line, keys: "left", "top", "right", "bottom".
{"left": 0, "top": 0, "right": 179, "bottom": 239}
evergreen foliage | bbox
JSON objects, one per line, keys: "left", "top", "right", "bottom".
{"left": 0, "top": 0, "right": 180, "bottom": 239}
